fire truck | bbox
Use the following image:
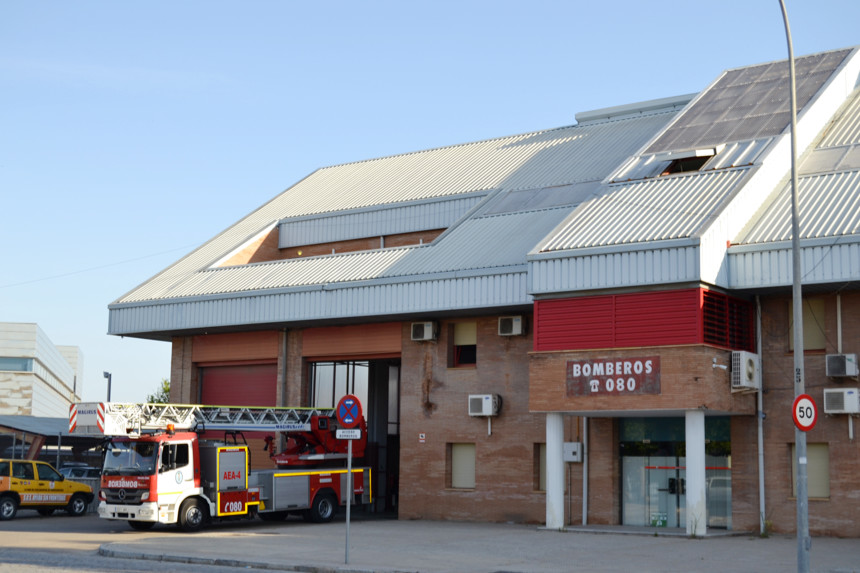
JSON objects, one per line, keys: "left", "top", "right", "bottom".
{"left": 70, "top": 402, "right": 370, "bottom": 532}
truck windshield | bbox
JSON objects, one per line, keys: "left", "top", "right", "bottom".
{"left": 102, "top": 441, "right": 158, "bottom": 476}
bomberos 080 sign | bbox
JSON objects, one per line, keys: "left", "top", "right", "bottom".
{"left": 566, "top": 356, "right": 661, "bottom": 397}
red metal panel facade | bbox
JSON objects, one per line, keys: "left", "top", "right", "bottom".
{"left": 200, "top": 364, "right": 277, "bottom": 406}
{"left": 534, "top": 288, "right": 753, "bottom": 352}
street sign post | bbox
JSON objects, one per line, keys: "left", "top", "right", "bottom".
{"left": 335, "top": 394, "right": 362, "bottom": 564}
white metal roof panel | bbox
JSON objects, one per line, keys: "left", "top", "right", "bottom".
{"left": 819, "top": 88, "right": 860, "bottom": 148}
{"left": 278, "top": 193, "right": 485, "bottom": 248}
{"left": 117, "top": 208, "right": 571, "bottom": 304}
{"left": 539, "top": 168, "right": 751, "bottom": 252}
{"left": 115, "top": 108, "right": 680, "bottom": 306}
{"left": 738, "top": 169, "right": 860, "bottom": 244}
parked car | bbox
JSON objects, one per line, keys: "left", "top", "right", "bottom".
{"left": 0, "top": 458, "right": 94, "bottom": 520}
{"left": 58, "top": 466, "right": 101, "bottom": 479}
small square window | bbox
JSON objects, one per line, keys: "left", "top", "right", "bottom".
{"left": 791, "top": 443, "right": 829, "bottom": 498}
{"left": 449, "top": 322, "right": 477, "bottom": 368}
{"left": 788, "top": 298, "right": 826, "bottom": 351}
{"left": 448, "top": 443, "right": 476, "bottom": 489}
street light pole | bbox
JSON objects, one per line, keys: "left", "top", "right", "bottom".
{"left": 777, "top": 2, "right": 810, "bottom": 572}
{"left": 103, "top": 371, "right": 112, "bottom": 402}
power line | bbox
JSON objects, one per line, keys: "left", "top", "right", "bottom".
{"left": 0, "top": 243, "right": 201, "bottom": 289}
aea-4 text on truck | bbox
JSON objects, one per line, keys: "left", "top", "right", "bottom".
{"left": 70, "top": 402, "right": 370, "bottom": 531}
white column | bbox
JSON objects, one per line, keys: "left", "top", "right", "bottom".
{"left": 685, "top": 410, "right": 707, "bottom": 537}
{"left": 546, "top": 412, "right": 565, "bottom": 530}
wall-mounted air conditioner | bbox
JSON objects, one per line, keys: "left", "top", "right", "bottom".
{"left": 411, "top": 322, "right": 437, "bottom": 341}
{"left": 826, "top": 354, "right": 859, "bottom": 378}
{"left": 731, "top": 351, "right": 761, "bottom": 391}
{"left": 498, "top": 316, "right": 524, "bottom": 336}
{"left": 468, "top": 394, "right": 501, "bottom": 417}
{"left": 823, "top": 388, "right": 860, "bottom": 414}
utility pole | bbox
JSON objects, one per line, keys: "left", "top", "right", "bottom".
{"left": 778, "top": 2, "right": 810, "bottom": 571}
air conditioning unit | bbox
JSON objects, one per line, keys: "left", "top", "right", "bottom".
{"left": 498, "top": 316, "right": 524, "bottom": 336}
{"left": 823, "top": 388, "right": 860, "bottom": 414}
{"left": 731, "top": 351, "right": 761, "bottom": 391}
{"left": 826, "top": 354, "right": 859, "bottom": 378}
{"left": 411, "top": 321, "right": 437, "bottom": 341}
{"left": 468, "top": 394, "right": 501, "bottom": 417}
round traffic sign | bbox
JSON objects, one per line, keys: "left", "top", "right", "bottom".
{"left": 336, "top": 394, "right": 362, "bottom": 429}
{"left": 792, "top": 394, "right": 818, "bottom": 432}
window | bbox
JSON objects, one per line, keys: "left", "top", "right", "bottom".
{"left": 788, "top": 298, "right": 826, "bottom": 351}
{"left": 791, "top": 443, "right": 829, "bottom": 498}
{"left": 450, "top": 322, "right": 477, "bottom": 368}
{"left": 161, "top": 443, "right": 190, "bottom": 472}
{"left": 448, "top": 443, "right": 476, "bottom": 489}
{"left": 309, "top": 361, "right": 369, "bottom": 409}
{"left": 534, "top": 443, "right": 546, "bottom": 491}
{"left": 0, "top": 357, "right": 33, "bottom": 372}
{"left": 35, "top": 463, "right": 62, "bottom": 482}
{"left": 12, "top": 462, "right": 34, "bottom": 480}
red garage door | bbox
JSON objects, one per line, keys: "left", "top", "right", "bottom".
{"left": 200, "top": 363, "right": 277, "bottom": 406}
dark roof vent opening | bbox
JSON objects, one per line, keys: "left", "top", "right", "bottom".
{"left": 661, "top": 154, "right": 712, "bottom": 176}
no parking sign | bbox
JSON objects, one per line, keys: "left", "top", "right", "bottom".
{"left": 336, "top": 394, "right": 362, "bottom": 429}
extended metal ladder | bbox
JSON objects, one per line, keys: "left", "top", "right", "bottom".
{"left": 70, "top": 402, "right": 336, "bottom": 436}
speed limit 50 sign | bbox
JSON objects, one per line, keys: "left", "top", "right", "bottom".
{"left": 792, "top": 394, "right": 818, "bottom": 432}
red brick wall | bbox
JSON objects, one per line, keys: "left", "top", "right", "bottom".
{"left": 529, "top": 345, "right": 757, "bottom": 415}
{"left": 398, "top": 315, "right": 573, "bottom": 524}
{"left": 754, "top": 293, "right": 860, "bottom": 536}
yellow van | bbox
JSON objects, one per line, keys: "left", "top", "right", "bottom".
{"left": 0, "top": 459, "right": 94, "bottom": 520}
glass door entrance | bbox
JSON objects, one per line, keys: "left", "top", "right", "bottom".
{"left": 621, "top": 455, "right": 686, "bottom": 528}
{"left": 620, "top": 417, "right": 731, "bottom": 530}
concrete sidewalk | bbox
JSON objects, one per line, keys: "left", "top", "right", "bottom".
{"left": 98, "top": 518, "right": 860, "bottom": 573}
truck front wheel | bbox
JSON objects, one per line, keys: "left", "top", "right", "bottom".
{"left": 308, "top": 492, "right": 337, "bottom": 523}
{"left": 178, "top": 498, "right": 207, "bottom": 532}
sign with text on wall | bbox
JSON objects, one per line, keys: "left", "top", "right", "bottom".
{"left": 566, "top": 356, "right": 661, "bottom": 397}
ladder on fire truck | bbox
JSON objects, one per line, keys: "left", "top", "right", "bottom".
{"left": 70, "top": 402, "right": 336, "bottom": 437}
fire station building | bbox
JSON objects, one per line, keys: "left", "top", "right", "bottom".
{"left": 108, "top": 47, "right": 860, "bottom": 537}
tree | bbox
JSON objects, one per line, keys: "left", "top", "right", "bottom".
{"left": 146, "top": 378, "right": 171, "bottom": 403}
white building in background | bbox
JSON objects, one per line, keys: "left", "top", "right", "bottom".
{"left": 0, "top": 323, "right": 82, "bottom": 417}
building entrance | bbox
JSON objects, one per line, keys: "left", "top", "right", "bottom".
{"left": 619, "top": 417, "right": 731, "bottom": 530}
{"left": 309, "top": 359, "right": 400, "bottom": 516}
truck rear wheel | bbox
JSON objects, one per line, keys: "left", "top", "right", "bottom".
{"left": 0, "top": 496, "right": 17, "bottom": 521}
{"left": 178, "top": 498, "right": 207, "bottom": 532}
{"left": 308, "top": 492, "right": 337, "bottom": 523}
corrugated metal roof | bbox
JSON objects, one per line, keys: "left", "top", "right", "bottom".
{"left": 539, "top": 168, "right": 751, "bottom": 252}
{"left": 278, "top": 193, "right": 485, "bottom": 248}
{"left": 115, "top": 108, "right": 679, "bottom": 305}
{"left": 117, "top": 208, "right": 572, "bottom": 303}
{"left": 819, "top": 88, "right": 860, "bottom": 148}
{"left": 738, "top": 169, "right": 860, "bottom": 244}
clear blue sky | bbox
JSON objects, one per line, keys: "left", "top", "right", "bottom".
{"left": 2, "top": 1, "right": 858, "bottom": 403}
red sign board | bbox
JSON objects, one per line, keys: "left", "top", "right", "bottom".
{"left": 566, "top": 356, "right": 661, "bottom": 397}
{"left": 218, "top": 490, "right": 248, "bottom": 516}
{"left": 337, "top": 395, "right": 362, "bottom": 429}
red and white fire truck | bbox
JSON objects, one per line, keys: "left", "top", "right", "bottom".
{"left": 70, "top": 402, "right": 370, "bottom": 531}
